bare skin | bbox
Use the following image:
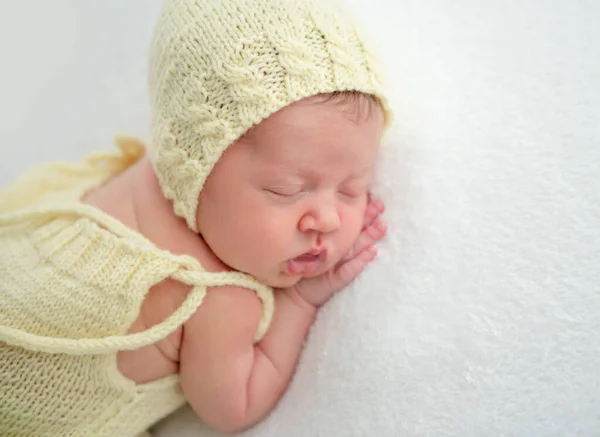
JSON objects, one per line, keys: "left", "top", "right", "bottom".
{"left": 83, "top": 96, "right": 387, "bottom": 432}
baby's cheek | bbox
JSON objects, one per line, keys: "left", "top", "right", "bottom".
{"left": 346, "top": 202, "right": 366, "bottom": 228}
{"left": 339, "top": 207, "right": 365, "bottom": 246}
{"left": 255, "top": 209, "right": 292, "bottom": 245}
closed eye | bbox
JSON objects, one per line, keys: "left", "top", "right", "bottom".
{"left": 340, "top": 192, "right": 361, "bottom": 199}
{"left": 339, "top": 188, "right": 367, "bottom": 199}
{"left": 266, "top": 188, "right": 303, "bottom": 197}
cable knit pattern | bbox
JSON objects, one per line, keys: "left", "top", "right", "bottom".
{"left": 0, "top": 141, "right": 274, "bottom": 437}
{"left": 147, "top": 0, "right": 393, "bottom": 231}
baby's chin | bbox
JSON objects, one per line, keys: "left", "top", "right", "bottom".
{"left": 254, "top": 263, "right": 335, "bottom": 289}
{"left": 258, "top": 272, "right": 304, "bottom": 289}
{"left": 252, "top": 267, "right": 327, "bottom": 289}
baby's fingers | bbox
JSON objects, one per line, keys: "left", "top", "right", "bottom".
{"left": 340, "top": 219, "right": 387, "bottom": 263}
{"left": 332, "top": 246, "right": 378, "bottom": 288}
{"left": 295, "top": 245, "right": 378, "bottom": 306}
{"left": 363, "top": 198, "right": 385, "bottom": 228}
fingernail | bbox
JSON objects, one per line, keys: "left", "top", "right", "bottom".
{"left": 376, "top": 221, "right": 387, "bottom": 232}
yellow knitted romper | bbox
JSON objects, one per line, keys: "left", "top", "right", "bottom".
{"left": 0, "top": 141, "right": 275, "bottom": 436}
{"left": 0, "top": 0, "right": 391, "bottom": 435}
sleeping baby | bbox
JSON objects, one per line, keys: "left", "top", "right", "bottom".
{"left": 0, "top": 0, "right": 393, "bottom": 435}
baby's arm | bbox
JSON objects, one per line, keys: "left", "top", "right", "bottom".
{"left": 179, "top": 200, "right": 386, "bottom": 433}
{"left": 179, "top": 282, "right": 315, "bottom": 433}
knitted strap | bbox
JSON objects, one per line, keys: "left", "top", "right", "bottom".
{"left": 0, "top": 202, "right": 275, "bottom": 355}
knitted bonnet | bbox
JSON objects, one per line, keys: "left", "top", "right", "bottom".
{"left": 147, "top": 0, "right": 393, "bottom": 232}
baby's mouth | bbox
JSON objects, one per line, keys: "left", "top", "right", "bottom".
{"left": 286, "top": 248, "right": 327, "bottom": 276}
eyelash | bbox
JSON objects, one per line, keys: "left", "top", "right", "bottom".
{"left": 266, "top": 189, "right": 364, "bottom": 200}
{"left": 266, "top": 189, "right": 302, "bottom": 197}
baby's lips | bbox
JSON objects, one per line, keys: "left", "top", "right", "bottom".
{"left": 286, "top": 250, "right": 327, "bottom": 276}
{"left": 306, "top": 246, "right": 326, "bottom": 256}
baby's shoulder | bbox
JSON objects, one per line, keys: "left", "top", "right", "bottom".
{"left": 81, "top": 159, "right": 141, "bottom": 232}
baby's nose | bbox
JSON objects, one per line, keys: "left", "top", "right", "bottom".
{"left": 298, "top": 203, "right": 341, "bottom": 234}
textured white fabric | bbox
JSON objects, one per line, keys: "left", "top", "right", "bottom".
{"left": 1, "top": 1, "right": 599, "bottom": 436}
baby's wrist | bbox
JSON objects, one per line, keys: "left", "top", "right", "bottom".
{"left": 280, "top": 286, "right": 319, "bottom": 316}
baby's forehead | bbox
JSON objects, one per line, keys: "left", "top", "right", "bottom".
{"left": 249, "top": 97, "right": 382, "bottom": 140}
{"left": 226, "top": 94, "right": 384, "bottom": 174}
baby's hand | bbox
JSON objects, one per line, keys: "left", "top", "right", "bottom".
{"left": 290, "top": 197, "right": 387, "bottom": 308}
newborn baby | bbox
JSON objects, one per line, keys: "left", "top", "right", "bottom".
{"left": 0, "top": 0, "right": 393, "bottom": 436}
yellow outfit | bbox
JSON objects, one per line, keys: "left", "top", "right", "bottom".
{"left": 0, "top": 0, "right": 392, "bottom": 434}
{"left": 0, "top": 140, "right": 274, "bottom": 436}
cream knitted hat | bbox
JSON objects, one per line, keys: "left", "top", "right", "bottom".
{"left": 147, "top": 0, "right": 393, "bottom": 232}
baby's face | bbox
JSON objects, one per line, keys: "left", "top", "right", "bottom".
{"left": 197, "top": 96, "right": 384, "bottom": 288}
